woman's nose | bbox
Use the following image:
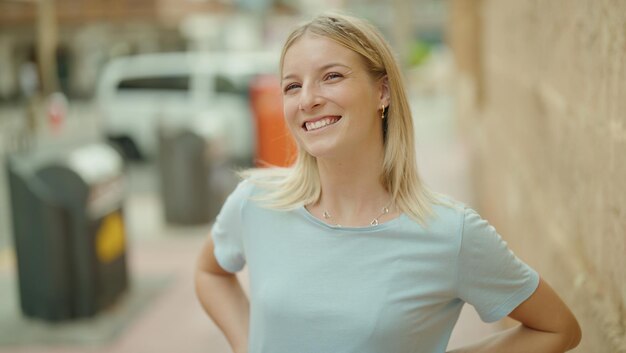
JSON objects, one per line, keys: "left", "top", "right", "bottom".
{"left": 298, "top": 84, "right": 323, "bottom": 112}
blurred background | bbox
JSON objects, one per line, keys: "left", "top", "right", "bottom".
{"left": 0, "top": 0, "right": 624, "bottom": 352}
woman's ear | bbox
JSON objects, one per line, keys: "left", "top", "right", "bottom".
{"left": 379, "top": 75, "right": 390, "bottom": 107}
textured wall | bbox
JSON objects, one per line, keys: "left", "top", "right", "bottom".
{"left": 449, "top": 1, "right": 626, "bottom": 352}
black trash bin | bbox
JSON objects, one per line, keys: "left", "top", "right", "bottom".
{"left": 6, "top": 142, "right": 129, "bottom": 321}
{"left": 157, "top": 121, "right": 225, "bottom": 225}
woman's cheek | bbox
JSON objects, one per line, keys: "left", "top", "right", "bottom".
{"left": 283, "top": 100, "right": 300, "bottom": 133}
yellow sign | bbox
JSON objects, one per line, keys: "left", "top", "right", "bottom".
{"left": 96, "top": 212, "right": 126, "bottom": 263}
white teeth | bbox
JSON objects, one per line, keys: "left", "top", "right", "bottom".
{"left": 305, "top": 117, "right": 339, "bottom": 131}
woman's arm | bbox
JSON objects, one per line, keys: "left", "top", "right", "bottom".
{"left": 195, "top": 232, "right": 250, "bottom": 353}
{"left": 448, "top": 278, "right": 582, "bottom": 353}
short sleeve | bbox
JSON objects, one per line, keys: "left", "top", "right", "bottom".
{"left": 456, "top": 207, "right": 540, "bottom": 322}
{"left": 211, "top": 180, "right": 253, "bottom": 273}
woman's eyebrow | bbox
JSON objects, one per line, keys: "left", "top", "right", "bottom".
{"left": 319, "top": 62, "right": 351, "bottom": 71}
{"left": 282, "top": 63, "right": 351, "bottom": 81}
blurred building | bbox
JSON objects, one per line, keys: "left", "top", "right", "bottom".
{"left": 0, "top": 0, "right": 446, "bottom": 101}
{"left": 449, "top": 1, "right": 626, "bottom": 352}
{"left": 1, "top": 0, "right": 184, "bottom": 99}
{"left": 0, "top": 0, "right": 301, "bottom": 100}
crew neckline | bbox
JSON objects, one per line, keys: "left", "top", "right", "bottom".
{"left": 296, "top": 206, "right": 406, "bottom": 233}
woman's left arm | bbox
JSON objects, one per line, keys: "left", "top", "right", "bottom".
{"left": 449, "top": 277, "right": 582, "bottom": 353}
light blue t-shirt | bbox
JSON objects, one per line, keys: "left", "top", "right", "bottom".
{"left": 211, "top": 180, "right": 539, "bottom": 353}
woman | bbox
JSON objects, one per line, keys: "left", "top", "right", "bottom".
{"left": 195, "top": 13, "right": 581, "bottom": 353}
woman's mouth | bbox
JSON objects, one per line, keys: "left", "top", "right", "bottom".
{"left": 303, "top": 116, "right": 341, "bottom": 132}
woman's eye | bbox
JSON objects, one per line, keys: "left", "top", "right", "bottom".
{"left": 325, "top": 72, "right": 343, "bottom": 80}
{"left": 283, "top": 83, "right": 301, "bottom": 93}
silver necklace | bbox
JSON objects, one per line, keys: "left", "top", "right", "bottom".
{"left": 322, "top": 202, "right": 392, "bottom": 227}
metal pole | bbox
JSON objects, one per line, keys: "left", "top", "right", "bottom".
{"left": 36, "top": 0, "right": 59, "bottom": 96}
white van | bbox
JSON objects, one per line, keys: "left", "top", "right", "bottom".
{"left": 95, "top": 51, "right": 279, "bottom": 161}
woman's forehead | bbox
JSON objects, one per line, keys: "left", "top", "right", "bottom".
{"left": 286, "top": 34, "right": 350, "bottom": 57}
{"left": 282, "top": 34, "right": 362, "bottom": 73}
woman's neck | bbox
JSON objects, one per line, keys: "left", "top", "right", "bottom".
{"left": 311, "top": 146, "right": 396, "bottom": 226}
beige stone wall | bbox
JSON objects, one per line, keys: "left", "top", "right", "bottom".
{"left": 449, "top": 1, "right": 626, "bottom": 352}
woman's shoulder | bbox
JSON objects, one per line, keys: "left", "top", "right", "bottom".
{"left": 430, "top": 192, "right": 467, "bottom": 217}
{"left": 239, "top": 167, "right": 292, "bottom": 188}
{"left": 421, "top": 192, "right": 473, "bottom": 234}
{"left": 231, "top": 177, "right": 256, "bottom": 195}
{"left": 426, "top": 193, "right": 503, "bottom": 245}
{"left": 231, "top": 167, "right": 296, "bottom": 208}
{"left": 218, "top": 177, "right": 257, "bottom": 211}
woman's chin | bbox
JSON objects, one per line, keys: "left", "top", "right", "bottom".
{"left": 301, "top": 144, "right": 336, "bottom": 159}
{"left": 303, "top": 149, "right": 328, "bottom": 159}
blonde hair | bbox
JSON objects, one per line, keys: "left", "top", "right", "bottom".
{"left": 242, "top": 12, "right": 437, "bottom": 225}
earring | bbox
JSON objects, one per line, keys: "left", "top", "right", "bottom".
{"left": 381, "top": 104, "right": 386, "bottom": 119}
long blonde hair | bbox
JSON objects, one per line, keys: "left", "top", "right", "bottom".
{"left": 242, "top": 12, "right": 437, "bottom": 225}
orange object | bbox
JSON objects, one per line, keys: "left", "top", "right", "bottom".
{"left": 249, "top": 75, "right": 296, "bottom": 167}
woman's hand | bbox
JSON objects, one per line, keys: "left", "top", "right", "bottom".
{"left": 449, "top": 278, "right": 581, "bottom": 353}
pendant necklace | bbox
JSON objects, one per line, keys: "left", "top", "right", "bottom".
{"left": 322, "top": 202, "right": 392, "bottom": 227}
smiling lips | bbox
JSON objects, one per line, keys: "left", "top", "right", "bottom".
{"left": 303, "top": 116, "right": 341, "bottom": 131}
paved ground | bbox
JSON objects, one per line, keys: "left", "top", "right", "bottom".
{"left": 0, "top": 95, "right": 505, "bottom": 352}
